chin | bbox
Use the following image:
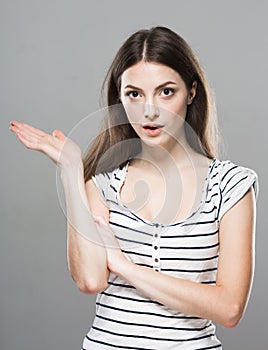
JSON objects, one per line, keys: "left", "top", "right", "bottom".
{"left": 140, "top": 135, "right": 171, "bottom": 149}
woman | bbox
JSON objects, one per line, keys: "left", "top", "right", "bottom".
{"left": 9, "top": 26, "right": 259, "bottom": 349}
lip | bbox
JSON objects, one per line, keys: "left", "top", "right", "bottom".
{"left": 142, "top": 123, "right": 164, "bottom": 136}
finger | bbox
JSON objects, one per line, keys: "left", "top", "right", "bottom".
{"left": 10, "top": 123, "right": 46, "bottom": 143}
{"left": 10, "top": 121, "right": 46, "bottom": 137}
{"left": 52, "top": 129, "right": 66, "bottom": 141}
{"left": 10, "top": 124, "right": 44, "bottom": 148}
{"left": 10, "top": 124, "right": 62, "bottom": 151}
{"left": 14, "top": 129, "right": 55, "bottom": 153}
{"left": 95, "top": 222, "right": 119, "bottom": 249}
{"left": 93, "top": 215, "right": 108, "bottom": 225}
{"left": 14, "top": 130, "right": 43, "bottom": 150}
{"left": 92, "top": 215, "right": 101, "bottom": 225}
{"left": 15, "top": 131, "right": 62, "bottom": 165}
{"left": 9, "top": 123, "right": 67, "bottom": 154}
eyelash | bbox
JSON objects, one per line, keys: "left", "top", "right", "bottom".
{"left": 126, "top": 88, "right": 175, "bottom": 99}
{"left": 161, "top": 88, "right": 175, "bottom": 96}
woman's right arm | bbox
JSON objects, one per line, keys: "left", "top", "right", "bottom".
{"left": 9, "top": 121, "right": 109, "bottom": 294}
{"left": 61, "top": 164, "right": 109, "bottom": 294}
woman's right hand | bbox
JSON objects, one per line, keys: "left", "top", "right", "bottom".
{"left": 9, "top": 120, "right": 82, "bottom": 170}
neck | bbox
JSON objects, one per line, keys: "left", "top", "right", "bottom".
{"left": 138, "top": 136, "right": 198, "bottom": 170}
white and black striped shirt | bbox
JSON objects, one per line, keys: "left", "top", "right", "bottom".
{"left": 81, "top": 157, "right": 259, "bottom": 350}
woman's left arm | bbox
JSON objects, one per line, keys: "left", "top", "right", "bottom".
{"left": 98, "top": 186, "right": 256, "bottom": 329}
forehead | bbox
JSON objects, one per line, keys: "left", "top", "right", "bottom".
{"left": 121, "top": 61, "right": 183, "bottom": 86}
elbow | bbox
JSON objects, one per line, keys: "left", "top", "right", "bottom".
{"left": 77, "top": 278, "right": 108, "bottom": 295}
{"left": 221, "top": 303, "right": 244, "bottom": 329}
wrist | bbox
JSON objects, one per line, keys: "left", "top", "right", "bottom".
{"left": 60, "top": 160, "right": 84, "bottom": 181}
{"left": 112, "top": 254, "right": 135, "bottom": 278}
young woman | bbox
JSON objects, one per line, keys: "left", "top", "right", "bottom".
{"left": 9, "top": 26, "right": 259, "bottom": 349}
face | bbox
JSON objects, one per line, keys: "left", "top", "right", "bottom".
{"left": 120, "top": 61, "right": 197, "bottom": 149}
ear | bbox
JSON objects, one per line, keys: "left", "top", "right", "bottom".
{"left": 118, "top": 91, "right": 122, "bottom": 103}
{"left": 187, "top": 81, "right": 197, "bottom": 105}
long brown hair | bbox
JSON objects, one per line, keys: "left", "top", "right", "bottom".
{"left": 83, "top": 26, "right": 222, "bottom": 182}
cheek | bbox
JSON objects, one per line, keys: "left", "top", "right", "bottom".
{"left": 122, "top": 102, "right": 144, "bottom": 125}
{"left": 165, "top": 99, "right": 188, "bottom": 117}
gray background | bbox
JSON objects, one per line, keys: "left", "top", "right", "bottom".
{"left": 1, "top": 0, "right": 267, "bottom": 349}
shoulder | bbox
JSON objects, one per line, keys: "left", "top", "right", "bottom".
{"left": 89, "top": 162, "right": 129, "bottom": 203}
{"left": 213, "top": 158, "right": 259, "bottom": 222}
{"left": 217, "top": 158, "right": 258, "bottom": 196}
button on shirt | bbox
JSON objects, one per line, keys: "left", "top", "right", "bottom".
{"left": 82, "top": 158, "right": 259, "bottom": 350}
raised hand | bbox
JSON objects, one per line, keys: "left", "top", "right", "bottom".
{"left": 9, "top": 120, "right": 82, "bottom": 170}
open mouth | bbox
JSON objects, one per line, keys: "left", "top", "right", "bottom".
{"left": 142, "top": 124, "right": 164, "bottom": 136}
{"left": 142, "top": 124, "right": 163, "bottom": 130}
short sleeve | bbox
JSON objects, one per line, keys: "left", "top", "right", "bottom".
{"left": 218, "top": 160, "right": 259, "bottom": 222}
{"left": 91, "top": 172, "right": 111, "bottom": 202}
{"left": 91, "top": 166, "right": 124, "bottom": 205}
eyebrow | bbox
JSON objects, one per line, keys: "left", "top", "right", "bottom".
{"left": 123, "top": 81, "right": 177, "bottom": 91}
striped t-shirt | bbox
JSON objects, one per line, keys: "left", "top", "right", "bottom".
{"left": 81, "top": 157, "right": 259, "bottom": 350}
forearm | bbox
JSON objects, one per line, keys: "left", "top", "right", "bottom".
{"left": 61, "top": 162, "right": 108, "bottom": 293}
{"left": 114, "top": 260, "right": 244, "bottom": 328}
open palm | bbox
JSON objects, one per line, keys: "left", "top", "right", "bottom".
{"left": 9, "top": 120, "right": 82, "bottom": 169}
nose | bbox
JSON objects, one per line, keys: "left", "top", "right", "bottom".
{"left": 144, "top": 102, "right": 160, "bottom": 120}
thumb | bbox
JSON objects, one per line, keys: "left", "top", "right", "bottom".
{"left": 93, "top": 215, "right": 108, "bottom": 226}
{"left": 52, "top": 129, "right": 66, "bottom": 140}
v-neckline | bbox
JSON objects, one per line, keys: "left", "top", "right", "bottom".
{"left": 116, "top": 157, "right": 217, "bottom": 227}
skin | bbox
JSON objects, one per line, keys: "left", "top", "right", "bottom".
{"left": 9, "top": 122, "right": 110, "bottom": 293}
{"left": 118, "top": 62, "right": 209, "bottom": 224}
{"left": 120, "top": 61, "right": 197, "bottom": 157}
{"left": 9, "top": 61, "right": 257, "bottom": 328}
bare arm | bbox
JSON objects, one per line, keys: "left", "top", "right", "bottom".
{"left": 9, "top": 121, "right": 109, "bottom": 294}
{"left": 100, "top": 186, "right": 256, "bottom": 328}
{"left": 61, "top": 164, "right": 109, "bottom": 294}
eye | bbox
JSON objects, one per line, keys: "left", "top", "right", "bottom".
{"left": 161, "top": 88, "right": 175, "bottom": 96}
{"left": 126, "top": 91, "right": 140, "bottom": 99}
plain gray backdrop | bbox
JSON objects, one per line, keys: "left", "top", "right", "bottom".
{"left": 1, "top": 0, "right": 267, "bottom": 349}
